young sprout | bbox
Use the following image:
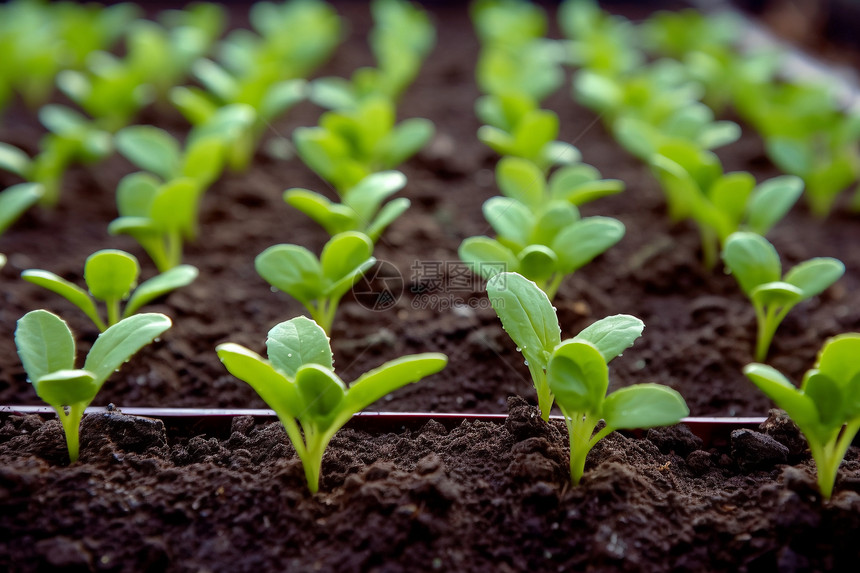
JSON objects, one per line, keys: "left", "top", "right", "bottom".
{"left": 310, "top": 0, "right": 435, "bottom": 110}
{"left": 0, "top": 105, "right": 113, "bottom": 206}
{"left": 293, "top": 96, "right": 434, "bottom": 193}
{"left": 15, "top": 309, "right": 171, "bottom": 463}
{"left": 116, "top": 125, "right": 226, "bottom": 186}
{"left": 573, "top": 59, "right": 702, "bottom": 130}
{"left": 744, "top": 334, "right": 860, "bottom": 500}
{"left": 284, "top": 170, "right": 410, "bottom": 242}
{"left": 559, "top": 0, "right": 641, "bottom": 76}
{"left": 0, "top": 183, "right": 43, "bottom": 235}
{"left": 735, "top": 81, "right": 860, "bottom": 217}
{"left": 124, "top": 5, "right": 226, "bottom": 105}
{"left": 722, "top": 232, "right": 845, "bottom": 361}
{"left": 170, "top": 63, "right": 306, "bottom": 172}
{"left": 476, "top": 42, "right": 566, "bottom": 102}
{"left": 221, "top": 0, "right": 342, "bottom": 81}
{"left": 471, "top": 0, "right": 547, "bottom": 48}
{"left": 0, "top": 1, "right": 139, "bottom": 108}
{"left": 22, "top": 249, "right": 197, "bottom": 332}
{"left": 486, "top": 272, "right": 688, "bottom": 468}
{"left": 256, "top": 232, "right": 376, "bottom": 334}
{"left": 108, "top": 173, "right": 203, "bottom": 272}
{"left": 113, "top": 122, "right": 235, "bottom": 242}
{"left": 548, "top": 337, "right": 689, "bottom": 484}
{"left": 56, "top": 51, "right": 154, "bottom": 133}
{"left": 651, "top": 143, "right": 804, "bottom": 269}
{"left": 613, "top": 102, "right": 741, "bottom": 162}
{"left": 459, "top": 158, "right": 625, "bottom": 299}
{"left": 217, "top": 316, "right": 447, "bottom": 493}
{"left": 476, "top": 93, "right": 580, "bottom": 170}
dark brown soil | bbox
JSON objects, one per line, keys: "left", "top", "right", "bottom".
{"left": 1, "top": 3, "right": 860, "bottom": 570}
{"left": 1, "top": 400, "right": 859, "bottom": 572}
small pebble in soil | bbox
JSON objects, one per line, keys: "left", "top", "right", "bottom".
{"left": 686, "top": 450, "right": 713, "bottom": 476}
{"left": 731, "top": 429, "right": 790, "bottom": 472}
{"left": 760, "top": 408, "right": 808, "bottom": 459}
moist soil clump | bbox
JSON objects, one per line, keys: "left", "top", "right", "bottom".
{"left": 1, "top": 400, "right": 859, "bottom": 572}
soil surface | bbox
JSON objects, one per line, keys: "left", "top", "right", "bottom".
{"left": 1, "top": 400, "right": 859, "bottom": 572}
{"left": 2, "top": 3, "right": 860, "bottom": 569}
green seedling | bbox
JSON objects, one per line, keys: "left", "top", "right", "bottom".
{"left": 219, "top": 0, "right": 342, "bottom": 81}
{"left": 613, "top": 102, "right": 741, "bottom": 162}
{"left": 476, "top": 41, "right": 566, "bottom": 102}
{"left": 57, "top": 52, "right": 154, "bottom": 133}
{"left": 370, "top": 0, "right": 435, "bottom": 64}
{"left": 293, "top": 96, "right": 434, "bottom": 193}
{"left": 125, "top": 4, "right": 226, "bottom": 104}
{"left": 0, "top": 105, "right": 113, "bottom": 206}
{"left": 722, "top": 232, "right": 845, "bottom": 361}
{"left": 476, "top": 93, "right": 580, "bottom": 170}
{"left": 471, "top": 0, "right": 547, "bottom": 48}
{"left": 639, "top": 8, "right": 740, "bottom": 61}
{"left": 559, "top": 0, "right": 641, "bottom": 77}
{"left": 108, "top": 173, "right": 204, "bottom": 272}
{"left": 651, "top": 143, "right": 804, "bottom": 269}
{"left": 310, "top": 0, "right": 434, "bottom": 110}
{"left": 256, "top": 232, "right": 376, "bottom": 334}
{"left": 217, "top": 315, "right": 446, "bottom": 493}
{"left": 549, "top": 337, "right": 689, "bottom": 484}
{"left": 0, "top": 1, "right": 138, "bottom": 108}
{"left": 0, "top": 182, "right": 43, "bottom": 235}
{"left": 171, "top": 61, "right": 306, "bottom": 171}
{"left": 284, "top": 170, "right": 410, "bottom": 242}
{"left": 735, "top": 81, "right": 860, "bottom": 217}
{"left": 744, "top": 334, "right": 860, "bottom": 500}
{"left": 573, "top": 59, "right": 702, "bottom": 130}
{"left": 460, "top": 157, "right": 625, "bottom": 299}
{"left": 15, "top": 309, "right": 171, "bottom": 463}
{"left": 486, "top": 272, "right": 688, "bottom": 454}
{"left": 22, "top": 249, "right": 196, "bottom": 332}
{"left": 115, "top": 124, "right": 227, "bottom": 190}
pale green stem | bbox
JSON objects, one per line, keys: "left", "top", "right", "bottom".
{"left": 564, "top": 411, "right": 611, "bottom": 485}
{"left": 308, "top": 298, "right": 337, "bottom": 335}
{"left": 55, "top": 402, "right": 86, "bottom": 463}
{"left": 815, "top": 421, "right": 860, "bottom": 501}
{"left": 754, "top": 303, "right": 793, "bottom": 362}
{"left": 543, "top": 274, "right": 564, "bottom": 300}
{"left": 527, "top": 362, "right": 552, "bottom": 421}
{"left": 106, "top": 298, "right": 121, "bottom": 327}
{"left": 165, "top": 231, "right": 183, "bottom": 271}
{"left": 699, "top": 224, "right": 719, "bottom": 270}
{"left": 228, "top": 128, "right": 255, "bottom": 172}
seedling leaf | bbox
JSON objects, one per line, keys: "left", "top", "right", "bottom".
{"left": 602, "top": 384, "right": 689, "bottom": 429}
{"left": 34, "top": 369, "right": 99, "bottom": 407}
{"left": 575, "top": 314, "right": 644, "bottom": 362}
{"left": 15, "top": 310, "right": 76, "bottom": 383}
{"left": 21, "top": 270, "right": 103, "bottom": 329}
{"left": 124, "top": 265, "right": 198, "bottom": 317}
{"left": 266, "top": 316, "right": 333, "bottom": 378}
{"left": 216, "top": 343, "right": 300, "bottom": 418}
{"left": 84, "top": 250, "right": 140, "bottom": 302}
{"left": 547, "top": 339, "right": 607, "bottom": 412}
{"left": 345, "top": 353, "right": 448, "bottom": 414}
{"left": 487, "top": 272, "right": 560, "bottom": 370}
{"left": 83, "top": 313, "right": 171, "bottom": 386}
